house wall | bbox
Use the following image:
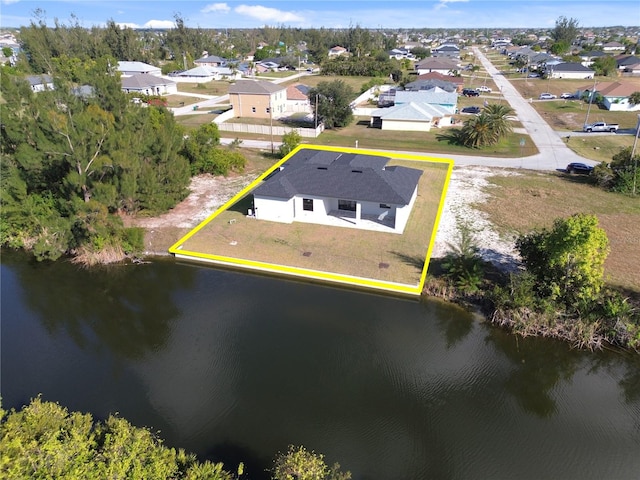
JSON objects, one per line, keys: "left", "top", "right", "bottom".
{"left": 292, "top": 196, "right": 331, "bottom": 222}
{"left": 253, "top": 196, "right": 294, "bottom": 223}
{"left": 285, "top": 99, "right": 311, "bottom": 113}
{"left": 381, "top": 119, "right": 432, "bottom": 132}
{"left": 603, "top": 97, "right": 640, "bottom": 112}
{"left": 123, "top": 83, "right": 178, "bottom": 95}
{"left": 230, "top": 90, "right": 287, "bottom": 119}
{"left": 550, "top": 71, "right": 594, "bottom": 79}
{"left": 393, "top": 186, "right": 419, "bottom": 234}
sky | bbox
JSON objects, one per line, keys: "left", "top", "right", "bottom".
{"left": 1, "top": 0, "right": 639, "bottom": 30}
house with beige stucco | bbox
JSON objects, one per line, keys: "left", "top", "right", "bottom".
{"left": 228, "top": 79, "right": 287, "bottom": 119}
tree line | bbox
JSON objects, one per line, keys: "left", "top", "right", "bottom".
{"left": 0, "top": 397, "right": 351, "bottom": 480}
{"left": 1, "top": 52, "right": 244, "bottom": 263}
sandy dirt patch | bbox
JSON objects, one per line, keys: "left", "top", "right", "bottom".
{"left": 130, "top": 167, "right": 520, "bottom": 271}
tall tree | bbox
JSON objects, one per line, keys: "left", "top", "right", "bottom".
{"left": 551, "top": 16, "right": 579, "bottom": 53}
{"left": 309, "top": 80, "right": 354, "bottom": 129}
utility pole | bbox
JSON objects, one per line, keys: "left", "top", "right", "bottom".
{"left": 583, "top": 77, "right": 597, "bottom": 127}
{"left": 631, "top": 114, "right": 640, "bottom": 196}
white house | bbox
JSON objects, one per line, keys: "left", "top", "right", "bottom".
{"left": 592, "top": 82, "right": 640, "bottom": 112}
{"left": 546, "top": 62, "right": 595, "bottom": 79}
{"left": 370, "top": 102, "right": 454, "bottom": 132}
{"left": 252, "top": 148, "right": 423, "bottom": 234}
{"left": 121, "top": 73, "right": 177, "bottom": 95}
{"left": 26, "top": 74, "right": 54, "bottom": 92}
{"left": 415, "top": 57, "right": 460, "bottom": 75}
{"left": 117, "top": 61, "right": 162, "bottom": 77}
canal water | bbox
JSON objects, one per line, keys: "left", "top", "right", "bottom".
{"left": 2, "top": 250, "right": 639, "bottom": 479}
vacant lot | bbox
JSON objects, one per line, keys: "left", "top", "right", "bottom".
{"left": 177, "top": 160, "right": 450, "bottom": 287}
{"left": 476, "top": 170, "right": 640, "bottom": 292}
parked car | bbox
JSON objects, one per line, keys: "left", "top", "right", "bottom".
{"left": 539, "top": 93, "right": 557, "bottom": 100}
{"left": 476, "top": 85, "right": 492, "bottom": 93}
{"left": 565, "top": 162, "right": 594, "bottom": 175}
{"left": 461, "top": 106, "right": 481, "bottom": 114}
{"left": 462, "top": 88, "right": 480, "bottom": 97}
{"left": 560, "top": 92, "right": 575, "bottom": 99}
{"left": 583, "top": 122, "right": 619, "bottom": 133}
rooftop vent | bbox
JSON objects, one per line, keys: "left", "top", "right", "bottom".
{"left": 351, "top": 169, "right": 363, "bottom": 173}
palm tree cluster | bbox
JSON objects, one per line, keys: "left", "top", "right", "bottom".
{"left": 460, "top": 104, "right": 514, "bottom": 148}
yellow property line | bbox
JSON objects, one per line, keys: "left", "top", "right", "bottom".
{"left": 169, "top": 144, "right": 454, "bottom": 297}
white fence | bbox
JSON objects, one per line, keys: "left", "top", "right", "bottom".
{"left": 217, "top": 122, "right": 324, "bottom": 138}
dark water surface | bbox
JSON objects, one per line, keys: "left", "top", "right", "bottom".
{"left": 2, "top": 250, "right": 639, "bottom": 479}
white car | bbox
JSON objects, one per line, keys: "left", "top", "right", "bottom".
{"left": 539, "top": 93, "right": 557, "bottom": 100}
{"left": 560, "top": 92, "right": 575, "bottom": 99}
{"left": 476, "top": 85, "right": 492, "bottom": 93}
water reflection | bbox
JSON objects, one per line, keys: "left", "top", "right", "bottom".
{"left": 485, "top": 328, "right": 582, "bottom": 418}
{"left": 2, "top": 251, "right": 194, "bottom": 360}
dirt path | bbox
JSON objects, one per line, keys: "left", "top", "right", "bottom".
{"left": 129, "top": 167, "right": 520, "bottom": 270}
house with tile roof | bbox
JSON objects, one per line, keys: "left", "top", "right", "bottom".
{"left": 370, "top": 102, "right": 454, "bottom": 132}
{"left": 121, "top": 73, "right": 177, "bottom": 95}
{"left": 228, "top": 79, "right": 287, "bottom": 119}
{"left": 579, "top": 81, "right": 640, "bottom": 112}
{"left": 252, "top": 148, "right": 422, "bottom": 234}
{"left": 285, "top": 83, "right": 312, "bottom": 113}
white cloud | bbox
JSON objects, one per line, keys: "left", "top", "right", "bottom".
{"left": 143, "top": 19, "right": 176, "bottom": 29}
{"left": 235, "top": 4, "right": 304, "bottom": 23}
{"left": 202, "top": 3, "right": 231, "bottom": 14}
{"left": 435, "top": 0, "right": 469, "bottom": 10}
{"left": 116, "top": 22, "right": 140, "bottom": 29}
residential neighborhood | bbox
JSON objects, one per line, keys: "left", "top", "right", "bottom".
{"left": 2, "top": 8, "right": 640, "bottom": 480}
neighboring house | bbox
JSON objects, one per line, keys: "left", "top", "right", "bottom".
{"left": 394, "top": 88, "right": 458, "bottom": 112}
{"left": 117, "top": 61, "right": 162, "bottom": 77}
{"left": 228, "top": 79, "right": 287, "bottom": 119}
{"left": 26, "top": 74, "right": 54, "bottom": 92}
{"left": 546, "top": 62, "right": 595, "bottom": 79}
{"left": 194, "top": 54, "right": 227, "bottom": 67}
{"left": 175, "top": 65, "right": 241, "bottom": 82}
{"left": 588, "top": 81, "right": 640, "bottom": 111}
{"left": 416, "top": 72, "right": 464, "bottom": 92}
{"left": 404, "top": 78, "right": 458, "bottom": 93}
{"left": 328, "top": 46, "right": 348, "bottom": 57}
{"left": 617, "top": 55, "right": 640, "bottom": 74}
{"left": 285, "top": 83, "right": 312, "bottom": 113}
{"left": 121, "top": 73, "right": 177, "bottom": 95}
{"left": 602, "top": 41, "right": 626, "bottom": 53}
{"left": 370, "top": 102, "right": 454, "bottom": 132}
{"left": 414, "top": 57, "right": 460, "bottom": 75}
{"left": 578, "top": 50, "right": 607, "bottom": 67}
{"left": 388, "top": 48, "right": 415, "bottom": 60}
{"left": 432, "top": 45, "right": 460, "bottom": 58}
{"left": 252, "top": 148, "right": 423, "bottom": 234}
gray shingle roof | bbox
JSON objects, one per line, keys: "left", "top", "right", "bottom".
{"left": 551, "top": 62, "right": 595, "bottom": 73}
{"left": 121, "top": 73, "right": 175, "bottom": 89}
{"left": 254, "top": 149, "right": 422, "bottom": 206}
{"left": 228, "top": 79, "right": 286, "bottom": 95}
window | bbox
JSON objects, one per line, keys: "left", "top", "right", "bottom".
{"left": 303, "top": 198, "right": 313, "bottom": 211}
{"left": 380, "top": 203, "right": 391, "bottom": 209}
{"left": 266, "top": 107, "right": 271, "bottom": 114}
{"left": 251, "top": 107, "right": 256, "bottom": 113}
{"left": 338, "top": 200, "right": 356, "bottom": 212}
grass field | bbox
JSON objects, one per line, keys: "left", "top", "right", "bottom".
{"left": 476, "top": 170, "right": 640, "bottom": 292}
{"left": 177, "top": 158, "right": 450, "bottom": 287}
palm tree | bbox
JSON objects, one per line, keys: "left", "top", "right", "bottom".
{"left": 461, "top": 113, "right": 498, "bottom": 148}
{"left": 483, "top": 103, "right": 515, "bottom": 139}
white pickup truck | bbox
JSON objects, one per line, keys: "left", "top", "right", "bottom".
{"left": 583, "top": 122, "right": 619, "bottom": 133}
